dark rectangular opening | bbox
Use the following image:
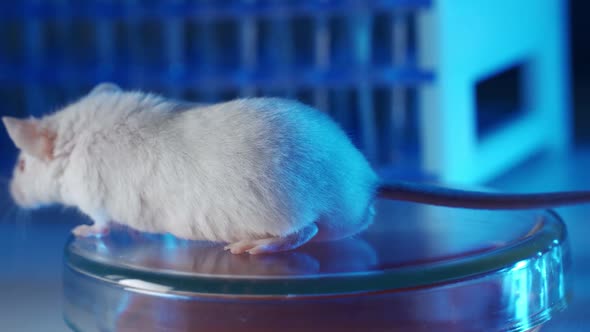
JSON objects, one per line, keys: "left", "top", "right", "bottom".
{"left": 476, "top": 63, "right": 526, "bottom": 139}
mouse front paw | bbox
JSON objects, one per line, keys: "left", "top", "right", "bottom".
{"left": 72, "top": 224, "right": 110, "bottom": 238}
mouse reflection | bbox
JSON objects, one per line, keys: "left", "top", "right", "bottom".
{"left": 68, "top": 226, "right": 378, "bottom": 277}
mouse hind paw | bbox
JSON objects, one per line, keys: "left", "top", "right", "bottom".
{"left": 224, "top": 223, "right": 318, "bottom": 255}
{"left": 72, "top": 224, "right": 110, "bottom": 238}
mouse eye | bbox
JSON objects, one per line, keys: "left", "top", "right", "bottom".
{"left": 18, "top": 159, "right": 25, "bottom": 172}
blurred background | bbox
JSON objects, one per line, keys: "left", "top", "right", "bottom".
{"left": 0, "top": 0, "right": 580, "bottom": 183}
{"left": 0, "top": 0, "right": 589, "bottom": 331}
{"left": 0, "top": 0, "right": 587, "bottom": 182}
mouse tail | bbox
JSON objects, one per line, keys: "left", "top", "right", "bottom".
{"left": 377, "top": 182, "right": 590, "bottom": 209}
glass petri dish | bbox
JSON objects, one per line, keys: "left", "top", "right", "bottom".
{"left": 63, "top": 199, "right": 571, "bottom": 332}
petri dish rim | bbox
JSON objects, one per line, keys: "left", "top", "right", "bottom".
{"left": 64, "top": 208, "right": 568, "bottom": 297}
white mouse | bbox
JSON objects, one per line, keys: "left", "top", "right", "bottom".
{"left": 3, "top": 83, "right": 590, "bottom": 254}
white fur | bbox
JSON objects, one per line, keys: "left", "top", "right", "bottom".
{"left": 7, "top": 86, "right": 379, "bottom": 243}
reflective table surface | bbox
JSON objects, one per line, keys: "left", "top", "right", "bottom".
{"left": 63, "top": 199, "right": 570, "bottom": 332}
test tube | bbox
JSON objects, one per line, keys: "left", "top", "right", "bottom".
{"left": 96, "top": 0, "right": 115, "bottom": 79}
{"left": 239, "top": 0, "right": 257, "bottom": 97}
{"left": 24, "top": 0, "right": 43, "bottom": 117}
{"left": 125, "top": 0, "right": 143, "bottom": 88}
{"left": 56, "top": 0, "right": 77, "bottom": 99}
{"left": 389, "top": 12, "right": 409, "bottom": 163}
{"left": 164, "top": 0, "right": 185, "bottom": 98}
{"left": 269, "top": 4, "right": 294, "bottom": 98}
{"left": 313, "top": 12, "right": 329, "bottom": 113}
{"left": 351, "top": 9, "right": 377, "bottom": 163}
{"left": 197, "top": 0, "right": 217, "bottom": 101}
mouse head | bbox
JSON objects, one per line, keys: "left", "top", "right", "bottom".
{"left": 1, "top": 82, "right": 124, "bottom": 208}
{"left": 2, "top": 116, "right": 62, "bottom": 209}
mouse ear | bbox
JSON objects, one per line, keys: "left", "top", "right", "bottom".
{"left": 89, "top": 82, "right": 121, "bottom": 95}
{"left": 2, "top": 117, "right": 56, "bottom": 161}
